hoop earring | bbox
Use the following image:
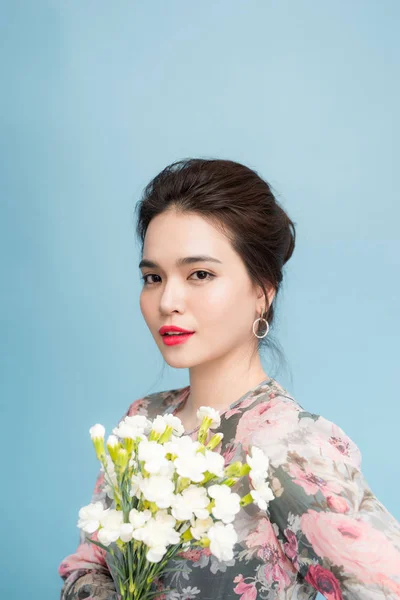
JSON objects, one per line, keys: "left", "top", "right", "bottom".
{"left": 253, "top": 309, "right": 270, "bottom": 339}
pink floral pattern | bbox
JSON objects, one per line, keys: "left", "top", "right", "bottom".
{"left": 58, "top": 378, "right": 400, "bottom": 599}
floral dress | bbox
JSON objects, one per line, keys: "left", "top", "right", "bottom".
{"left": 58, "top": 376, "right": 400, "bottom": 600}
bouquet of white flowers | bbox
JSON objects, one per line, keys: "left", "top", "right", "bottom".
{"left": 78, "top": 407, "right": 274, "bottom": 600}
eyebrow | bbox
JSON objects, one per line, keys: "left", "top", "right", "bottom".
{"left": 138, "top": 255, "right": 223, "bottom": 269}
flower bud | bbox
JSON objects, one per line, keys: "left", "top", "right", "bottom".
{"left": 116, "top": 538, "right": 126, "bottom": 550}
{"left": 198, "top": 422, "right": 211, "bottom": 445}
{"left": 106, "top": 435, "right": 121, "bottom": 463}
{"left": 148, "top": 430, "right": 161, "bottom": 442}
{"left": 122, "top": 437, "right": 134, "bottom": 456}
{"left": 181, "top": 528, "right": 194, "bottom": 542}
{"left": 220, "top": 477, "right": 238, "bottom": 487}
{"left": 197, "top": 410, "right": 219, "bottom": 444}
{"left": 116, "top": 448, "right": 129, "bottom": 470}
{"left": 239, "top": 492, "right": 253, "bottom": 507}
{"left": 176, "top": 476, "right": 191, "bottom": 493}
{"left": 196, "top": 407, "right": 221, "bottom": 429}
{"left": 206, "top": 499, "right": 215, "bottom": 513}
{"left": 90, "top": 424, "right": 106, "bottom": 461}
{"left": 200, "top": 471, "right": 215, "bottom": 484}
{"left": 206, "top": 432, "right": 224, "bottom": 450}
{"left": 90, "top": 424, "right": 105, "bottom": 439}
{"left": 240, "top": 464, "right": 251, "bottom": 477}
{"left": 224, "top": 461, "right": 243, "bottom": 477}
{"left": 158, "top": 425, "right": 173, "bottom": 444}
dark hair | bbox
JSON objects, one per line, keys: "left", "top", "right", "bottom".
{"left": 135, "top": 158, "right": 296, "bottom": 374}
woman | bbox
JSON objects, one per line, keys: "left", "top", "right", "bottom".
{"left": 58, "top": 159, "right": 400, "bottom": 599}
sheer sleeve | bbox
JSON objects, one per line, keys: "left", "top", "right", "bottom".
{"left": 260, "top": 404, "right": 400, "bottom": 599}
{"left": 57, "top": 398, "right": 146, "bottom": 599}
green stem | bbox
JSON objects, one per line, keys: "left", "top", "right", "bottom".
{"left": 128, "top": 540, "right": 134, "bottom": 593}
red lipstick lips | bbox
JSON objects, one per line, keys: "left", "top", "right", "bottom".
{"left": 159, "top": 325, "right": 195, "bottom": 346}
{"left": 159, "top": 325, "right": 194, "bottom": 335}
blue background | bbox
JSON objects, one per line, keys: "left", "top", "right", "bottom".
{"left": 1, "top": 1, "right": 399, "bottom": 598}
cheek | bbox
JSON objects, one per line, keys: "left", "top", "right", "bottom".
{"left": 196, "top": 282, "right": 240, "bottom": 322}
{"left": 139, "top": 292, "right": 153, "bottom": 324}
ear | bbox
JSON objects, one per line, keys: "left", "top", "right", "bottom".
{"left": 256, "top": 283, "right": 276, "bottom": 311}
{"left": 266, "top": 285, "right": 276, "bottom": 307}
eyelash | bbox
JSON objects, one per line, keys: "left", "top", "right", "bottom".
{"left": 141, "top": 270, "right": 215, "bottom": 286}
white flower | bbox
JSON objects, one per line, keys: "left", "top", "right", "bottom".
{"left": 129, "top": 507, "right": 152, "bottom": 529}
{"left": 130, "top": 472, "right": 144, "bottom": 498}
{"left": 247, "top": 446, "right": 270, "bottom": 479}
{"left": 139, "top": 474, "right": 175, "bottom": 508}
{"left": 97, "top": 509, "right": 124, "bottom": 546}
{"left": 137, "top": 439, "right": 169, "bottom": 474}
{"left": 170, "top": 494, "right": 192, "bottom": 522}
{"left": 77, "top": 501, "right": 105, "bottom": 534}
{"left": 157, "top": 459, "right": 176, "bottom": 478}
{"left": 204, "top": 449, "right": 225, "bottom": 477}
{"left": 163, "top": 413, "right": 185, "bottom": 436}
{"left": 151, "top": 415, "right": 169, "bottom": 434}
{"left": 119, "top": 522, "right": 134, "bottom": 543}
{"left": 166, "top": 436, "right": 205, "bottom": 482}
{"left": 174, "top": 450, "right": 208, "bottom": 483}
{"left": 113, "top": 423, "right": 145, "bottom": 440}
{"left": 207, "top": 521, "right": 238, "bottom": 561}
{"left": 249, "top": 470, "right": 266, "bottom": 490}
{"left": 208, "top": 484, "right": 241, "bottom": 523}
{"left": 164, "top": 435, "right": 201, "bottom": 458}
{"left": 197, "top": 406, "right": 221, "bottom": 429}
{"left": 250, "top": 480, "right": 274, "bottom": 511}
{"left": 133, "top": 510, "right": 180, "bottom": 562}
{"left": 190, "top": 516, "right": 213, "bottom": 540}
{"left": 125, "top": 415, "right": 152, "bottom": 431}
{"left": 170, "top": 485, "right": 209, "bottom": 521}
{"left": 89, "top": 424, "right": 105, "bottom": 439}
{"left": 119, "top": 508, "right": 152, "bottom": 543}
{"left": 151, "top": 414, "right": 184, "bottom": 437}
{"left": 162, "top": 433, "right": 180, "bottom": 454}
{"left": 106, "top": 434, "right": 119, "bottom": 448}
{"left": 155, "top": 509, "right": 178, "bottom": 529}
{"left": 146, "top": 545, "right": 168, "bottom": 563}
{"left": 113, "top": 415, "right": 152, "bottom": 439}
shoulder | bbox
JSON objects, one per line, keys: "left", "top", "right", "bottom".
{"left": 121, "top": 385, "right": 187, "bottom": 420}
{"left": 243, "top": 383, "right": 362, "bottom": 470}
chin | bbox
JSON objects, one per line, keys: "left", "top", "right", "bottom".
{"left": 157, "top": 346, "right": 194, "bottom": 369}
{"left": 161, "top": 348, "right": 218, "bottom": 370}
{"left": 159, "top": 350, "right": 194, "bottom": 368}
{"left": 164, "top": 358, "right": 192, "bottom": 369}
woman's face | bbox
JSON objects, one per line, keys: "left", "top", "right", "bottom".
{"left": 139, "top": 209, "right": 267, "bottom": 369}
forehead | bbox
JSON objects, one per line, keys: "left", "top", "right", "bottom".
{"left": 143, "top": 210, "right": 232, "bottom": 256}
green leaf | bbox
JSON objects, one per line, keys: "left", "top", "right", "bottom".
{"left": 87, "top": 538, "right": 112, "bottom": 553}
{"left": 107, "top": 560, "right": 127, "bottom": 580}
{"left": 142, "top": 588, "right": 174, "bottom": 600}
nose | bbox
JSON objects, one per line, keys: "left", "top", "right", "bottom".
{"left": 159, "top": 279, "right": 186, "bottom": 316}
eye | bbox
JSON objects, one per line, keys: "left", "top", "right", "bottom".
{"left": 141, "top": 271, "right": 215, "bottom": 286}
{"left": 189, "top": 270, "right": 215, "bottom": 282}
{"left": 141, "top": 274, "right": 161, "bottom": 286}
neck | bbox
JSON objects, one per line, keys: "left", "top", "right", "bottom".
{"left": 185, "top": 347, "right": 268, "bottom": 416}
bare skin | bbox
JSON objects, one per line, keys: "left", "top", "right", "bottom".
{"left": 139, "top": 208, "right": 275, "bottom": 427}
